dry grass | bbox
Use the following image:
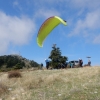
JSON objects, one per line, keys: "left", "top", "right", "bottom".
{"left": 8, "top": 71, "right": 22, "bottom": 78}
{"left": 0, "top": 82, "right": 8, "bottom": 96}
{"left": 0, "top": 67, "right": 100, "bottom": 100}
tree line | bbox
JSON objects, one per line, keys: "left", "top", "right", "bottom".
{"left": 0, "top": 55, "right": 39, "bottom": 71}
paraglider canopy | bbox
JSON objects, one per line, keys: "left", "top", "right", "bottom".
{"left": 86, "top": 56, "right": 91, "bottom": 60}
{"left": 86, "top": 57, "right": 91, "bottom": 58}
{"left": 37, "top": 16, "right": 67, "bottom": 47}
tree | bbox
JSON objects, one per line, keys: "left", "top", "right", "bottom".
{"left": 14, "top": 63, "right": 23, "bottom": 69}
{"left": 49, "top": 44, "right": 68, "bottom": 69}
{"left": 0, "top": 55, "right": 40, "bottom": 71}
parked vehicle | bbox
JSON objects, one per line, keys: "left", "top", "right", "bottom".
{"left": 68, "top": 60, "right": 79, "bottom": 68}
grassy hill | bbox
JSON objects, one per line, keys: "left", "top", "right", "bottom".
{"left": 0, "top": 55, "right": 40, "bottom": 71}
{"left": 0, "top": 67, "right": 100, "bottom": 100}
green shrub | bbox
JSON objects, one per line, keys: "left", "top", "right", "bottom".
{"left": 14, "top": 63, "right": 23, "bottom": 69}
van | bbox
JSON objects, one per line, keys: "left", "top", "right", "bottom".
{"left": 69, "top": 60, "right": 79, "bottom": 66}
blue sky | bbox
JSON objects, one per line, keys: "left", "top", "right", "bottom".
{"left": 0, "top": 0, "right": 100, "bottom": 66}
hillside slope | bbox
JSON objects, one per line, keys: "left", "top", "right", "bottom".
{"left": 0, "top": 55, "right": 39, "bottom": 71}
{"left": 0, "top": 67, "right": 100, "bottom": 100}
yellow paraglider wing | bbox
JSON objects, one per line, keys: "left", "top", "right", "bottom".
{"left": 37, "top": 16, "right": 67, "bottom": 47}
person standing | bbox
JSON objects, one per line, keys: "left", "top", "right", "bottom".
{"left": 79, "top": 58, "right": 81, "bottom": 67}
{"left": 45, "top": 59, "right": 49, "bottom": 69}
{"left": 79, "top": 58, "right": 83, "bottom": 67}
{"left": 40, "top": 63, "right": 43, "bottom": 69}
{"left": 71, "top": 63, "right": 74, "bottom": 68}
{"left": 88, "top": 60, "right": 91, "bottom": 66}
{"left": 80, "top": 59, "right": 83, "bottom": 67}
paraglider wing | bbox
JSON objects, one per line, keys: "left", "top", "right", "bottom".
{"left": 37, "top": 16, "right": 67, "bottom": 47}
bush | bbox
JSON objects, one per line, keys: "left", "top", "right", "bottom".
{"left": 14, "top": 63, "right": 23, "bottom": 69}
{"left": 0, "top": 83, "right": 8, "bottom": 96}
{"left": 8, "top": 71, "right": 22, "bottom": 78}
{"left": 0, "top": 68, "right": 12, "bottom": 72}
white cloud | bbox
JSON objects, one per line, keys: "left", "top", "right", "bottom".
{"left": 70, "top": 0, "right": 100, "bottom": 10}
{"left": 93, "top": 35, "right": 100, "bottom": 44}
{"left": 68, "top": 10, "right": 100, "bottom": 39}
{"left": 0, "top": 11, "right": 35, "bottom": 54}
{"left": 84, "top": 11, "right": 100, "bottom": 29}
{"left": 13, "top": 1, "right": 19, "bottom": 6}
{"left": 34, "top": 9, "right": 60, "bottom": 19}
